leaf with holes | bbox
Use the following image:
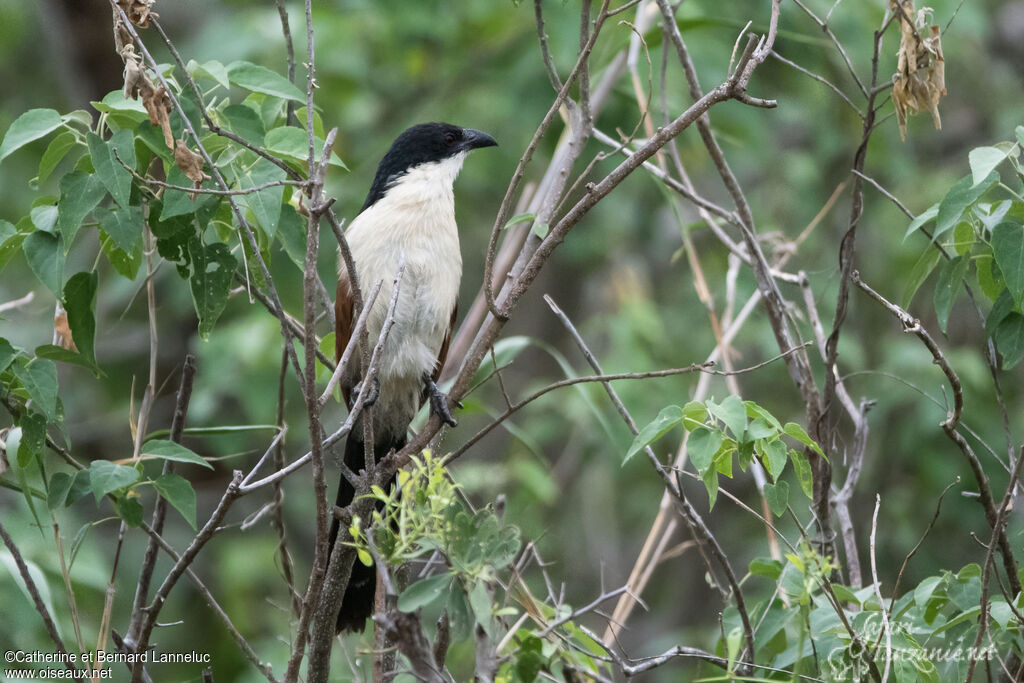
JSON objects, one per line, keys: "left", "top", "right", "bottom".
{"left": 187, "top": 238, "right": 237, "bottom": 340}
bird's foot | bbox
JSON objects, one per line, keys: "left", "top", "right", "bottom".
{"left": 425, "top": 379, "right": 459, "bottom": 427}
{"left": 353, "top": 377, "right": 380, "bottom": 406}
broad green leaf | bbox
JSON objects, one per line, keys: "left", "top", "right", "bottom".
{"left": 34, "top": 344, "right": 95, "bottom": 370}
{"left": 708, "top": 395, "right": 746, "bottom": 439}
{"left": 952, "top": 220, "right": 975, "bottom": 256}
{"left": 468, "top": 580, "right": 492, "bottom": 635}
{"left": 789, "top": 449, "right": 814, "bottom": 499}
{"left": 56, "top": 171, "right": 107, "bottom": 248}
{"left": 187, "top": 238, "right": 237, "bottom": 340}
{"left": 17, "top": 412, "right": 46, "bottom": 468}
{"left": 763, "top": 480, "right": 790, "bottom": 517}
{"left": 89, "top": 460, "right": 141, "bottom": 501}
{"left": 746, "top": 417, "right": 777, "bottom": 440}
{"left": 688, "top": 426, "right": 722, "bottom": 473}
{"left": 160, "top": 164, "right": 218, "bottom": 221}
{"left": 902, "top": 246, "right": 944, "bottom": 308}
{"left": 975, "top": 200, "right": 1013, "bottom": 233}
{"left": 116, "top": 496, "right": 144, "bottom": 527}
{"left": 0, "top": 219, "right": 23, "bottom": 272}
{"left": 276, "top": 203, "right": 307, "bottom": 269}
{"left": 986, "top": 290, "right": 1014, "bottom": 337}
{"left": 702, "top": 463, "right": 719, "bottom": 509}
{"left": 976, "top": 253, "right": 1004, "bottom": 302}
{"left": 238, "top": 157, "right": 286, "bottom": 238}
{"left": 681, "top": 400, "right": 708, "bottom": 426}
{"left": 0, "top": 109, "right": 64, "bottom": 163}
{"left": 86, "top": 130, "right": 136, "bottom": 208}
{"left": 23, "top": 230, "right": 64, "bottom": 294}
{"left": 221, "top": 103, "right": 266, "bottom": 145}
{"left": 227, "top": 61, "right": 306, "bottom": 102}
{"left": 995, "top": 312, "right": 1024, "bottom": 369}
{"left": 12, "top": 358, "right": 59, "bottom": 421}
{"left": 90, "top": 92, "right": 149, "bottom": 127}
{"left": 760, "top": 439, "right": 788, "bottom": 482}
{"left": 749, "top": 557, "right": 783, "bottom": 579}
{"left": 47, "top": 472, "right": 73, "bottom": 510}
{"left": 0, "top": 337, "right": 17, "bottom": 374}
{"left": 969, "top": 145, "right": 1016, "bottom": 186}
{"left": 65, "top": 470, "right": 91, "bottom": 507}
{"left": 783, "top": 422, "right": 824, "bottom": 457}
{"left": 63, "top": 272, "right": 98, "bottom": 371}
{"left": 37, "top": 131, "right": 81, "bottom": 184}
{"left": 30, "top": 204, "right": 58, "bottom": 233}
{"left": 398, "top": 573, "right": 452, "bottom": 612}
{"left": 914, "top": 576, "right": 943, "bottom": 607}
{"left": 624, "top": 405, "right": 682, "bottom": 464}
{"left": 154, "top": 473, "right": 197, "bottom": 529}
{"left": 992, "top": 220, "right": 1024, "bottom": 305}
{"left": 903, "top": 203, "right": 938, "bottom": 240}
{"left": 187, "top": 59, "right": 231, "bottom": 90}
{"left": 99, "top": 231, "right": 142, "bottom": 280}
{"left": 933, "top": 254, "right": 969, "bottom": 333}
{"left": 934, "top": 172, "right": 998, "bottom": 241}
{"left": 96, "top": 205, "right": 143, "bottom": 253}
{"left": 139, "top": 439, "right": 212, "bottom": 469}
{"left": 264, "top": 126, "right": 346, "bottom": 168}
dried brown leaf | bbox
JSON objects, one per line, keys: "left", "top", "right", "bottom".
{"left": 891, "top": 0, "right": 946, "bottom": 140}
{"left": 117, "top": 0, "right": 158, "bottom": 29}
{"left": 54, "top": 311, "right": 77, "bottom": 352}
{"left": 123, "top": 53, "right": 146, "bottom": 100}
{"left": 142, "top": 83, "right": 174, "bottom": 149}
{"left": 174, "top": 139, "right": 210, "bottom": 200}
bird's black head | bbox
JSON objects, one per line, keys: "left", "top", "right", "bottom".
{"left": 360, "top": 122, "right": 498, "bottom": 212}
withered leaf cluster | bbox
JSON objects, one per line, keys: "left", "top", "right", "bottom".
{"left": 891, "top": 0, "right": 946, "bottom": 141}
{"left": 113, "top": 1, "right": 209, "bottom": 199}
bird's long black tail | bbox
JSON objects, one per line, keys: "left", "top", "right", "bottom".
{"left": 328, "top": 430, "right": 404, "bottom": 633}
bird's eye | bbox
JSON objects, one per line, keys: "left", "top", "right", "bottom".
{"left": 444, "top": 131, "right": 457, "bottom": 146}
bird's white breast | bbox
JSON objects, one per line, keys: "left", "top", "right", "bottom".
{"left": 341, "top": 153, "right": 466, "bottom": 390}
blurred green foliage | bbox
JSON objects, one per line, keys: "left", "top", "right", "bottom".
{"left": 1, "top": 0, "right": 1023, "bottom": 680}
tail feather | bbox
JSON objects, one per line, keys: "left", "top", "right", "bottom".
{"left": 329, "top": 430, "right": 404, "bottom": 634}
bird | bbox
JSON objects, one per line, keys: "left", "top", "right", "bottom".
{"left": 329, "top": 122, "right": 498, "bottom": 633}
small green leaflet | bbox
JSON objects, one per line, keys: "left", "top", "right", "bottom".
{"left": 624, "top": 405, "right": 683, "bottom": 464}
{"left": 688, "top": 426, "right": 722, "bottom": 473}
{"left": 37, "top": 131, "right": 81, "bottom": 185}
{"left": 903, "top": 203, "right": 938, "bottom": 240}
{"left": 934, "top": 172, "right": 998, "bottom": 242}
{"left": 154, "top": 473, "right": 197, "bottom": 529}
{"left": 708, "top": 395, "right": 747, "bottom": 440}
{"left": 139, "top": 439, "right": 212, "bottom": 469}
{"left": 783, "top": 422, "right": 824, "bottom": 457}
{"left": 763, "top": 480, "right": 790, "bottom": 517}
{"left": 968, "top": 144, "right": 1016, "bottom": 186}
{"left": 263, "top": 126, "right": 347, "bottom": 169}
{"left": 995, "top": 313, "right": 1024, "bottom": 369}
{"left": 227, "top": 61, "right": 305, "bottom": 102}
{"left": 187, "top": 238, "right": 237, "bottom": 340}
{"left": 23, "top": 230, "right": 64, "bottom": 295}
{"left": 12, "top": 357, "right": 59, "bottom": 422}
{"left": 86, "top": 130, "right": 136, "bottom": 208}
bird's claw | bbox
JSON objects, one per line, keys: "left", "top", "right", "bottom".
{"left": 354, "top": 377, "right": 380, "bottom": 406}
{"left": 425, "top": 380, "right": 458, "bottom": 427}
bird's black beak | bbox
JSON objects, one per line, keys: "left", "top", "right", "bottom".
{"left": 460, "top": 128, "right": 498, "bottom": 151}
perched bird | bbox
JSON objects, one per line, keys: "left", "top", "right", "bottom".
{"left": 330, "top": 122, "right": 498, "bottom": 633}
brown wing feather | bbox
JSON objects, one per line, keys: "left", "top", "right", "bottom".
{"left": 432, "top": 304, "right": 458, "bottom": 385}
{"left": 335, "top": 275, "right": 354, "bottom": 407}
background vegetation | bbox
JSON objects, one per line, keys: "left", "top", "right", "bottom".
{"left": 1, "top": 0, "right": 1023, "bottom": 681}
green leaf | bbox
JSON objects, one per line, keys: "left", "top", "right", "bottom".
{"left": 56, "top": 171, "right": 107, "bottom": 248}
{"left": 0, "top": 220, "right": 23, "bottom": 272}
{"left": 935, "top": 172, "right": 998, "bottom": 241}
{"left": 763, "top": 480, "right": 790, "bottom": 517}
{"left": 37, "top": 131, "right": 81, "bottom": 184}
{"left": 933, "top": 255, "right": 969, "bottom": 333}
{"left": 140, "top": 439, "right": 212, "bottom": 469}
{"left": 99, "top": 233, "right": 142, "bottom": 280}
{"left": 996, "top": 312, "right": 1024, "bottom": 369}
{"left": 115, "top": 496, "right": 144, "bottom": 527}
{"left": 904, "top": 203, "right": 938, "bottom": 240}
{"left": 187, "top": 238, "right": 237, "bottom": 340}
{"left": 17, "top": 412, "right": 46, "bottom": 468}
{"left": 187, "top": 59, "right": 231, "bottom": 90}
{"left": 238, "top": 157, "right": 286, "bottom": 238}
{"left": 688, "top": 426, "right": 722, "bottom": 473}
{"left": 708, "top": 395, "right": 746, "bottom": 439}
{"left": 12, "top": 358, "right": 59, "bottom": 421}
{"left": 468, "top": 580, "right": 492, "bottom": 635}
{"left": 34, "top": 344, "right": 96, "bottom": 370}
{"left": 783, "top": 422, "right": 824, "bottom": 457}
{"left": 0, "top": 337, "right": 17, "bottom": 374}
{"left": 91, "top": 92, "right": 149, "bottom": 127}
{"left": 154, "top": 473, "right": 197, "bottom": 529}
{"left": 746, "top": 417, "right": 777, "bottom": 440}
{"left": 790, "top": 449, "right": 814, "bottom": 499}
{"left": 264, "top": 126, "right": 346, "bottom": 168}
{"left": 221, "top": 103, "right": 266, "bottom": 145}
{"left": 275, "top": 203, "right": 307, "bottom": 269}
{"left": 624, "top": 405, "right": 682, "bottom": 464}
{"left": 532, "top": 222, "right": 549, "bottom": 239}
{"left": 227, "top": 61, "right": 306, "bottom": 102}
{"left": 992, "top": 220, "right": 1024, "bottom": 306}
{"left": 160, "top": 164, "right": 218, "bottom": 220}
{"left": 986, "top": 289, "right": 1015, "bottom": 337}
{"left": 23, "top": 231, "right": 64, "bottom": 295}
{"left": 702, "top": 464, "right": 719, "bottom": 509}
{"left": 502, "top": 213, "right": 536, "bottom": 230}
{"left": 446, "top": 585, "right": 472, "bottom": 642}
{"left": 89, "top": 460, "right": 140, "bottom": 501}
{"left": 97, "top": 205, "right": 143, "bottom": 254}
{"left": 0, "top": 109, "right": 64, "bottom": 163}
{"left": 902, "top": 246, "right": 944, "bottom": 308}
{"left": 749, "top": 557, "right": 783, "bottom": 579}
{"left": 976, "top": 253, "right": 1004, "bottom": 302}
{"left": 952, "top": 220, "right": 975, "bottom": 256}
{"left": 63, "top": 272, "right": 98, "bottom": 371}
{"left": 969, "top": 145, "right": 1015, "bottom": 186}
{"left": 761, "top": 439, "right": 788, "bottom": 481}
{"left": 65, "top": 470, "right": 91, "bottom": 507}
{"left": 47, "top": 472, "right": 73, "bottom": 510}
{"left": 86, "top": 130, "right": 136, "bottom": 208}
{"left": 398, "top": 573, "right": 452, "bottom": 612}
